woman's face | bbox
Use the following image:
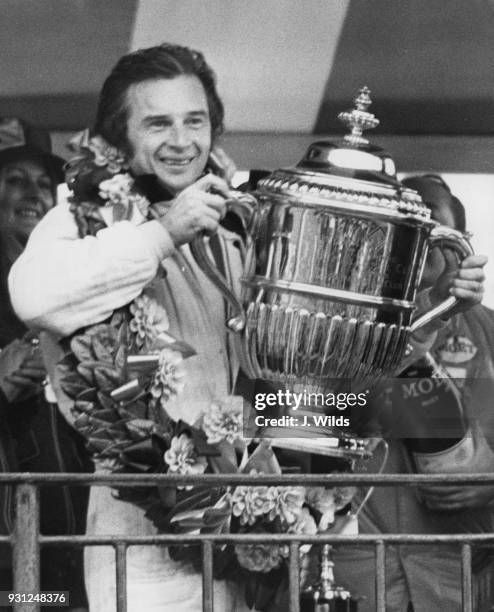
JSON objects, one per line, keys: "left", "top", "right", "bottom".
{"left": 0, "top": 159, "right": 55, "bottom": 243}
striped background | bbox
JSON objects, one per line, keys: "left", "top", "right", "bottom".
{"left": 2, "top": 0, "right": 494, "bottom": 135}
{"left": 1, "top": 0, "right": 494, "bottom": 305}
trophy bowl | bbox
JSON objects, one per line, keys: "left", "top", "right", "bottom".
{"left": 191, "top": 87, "right": 472, "bottom": 456}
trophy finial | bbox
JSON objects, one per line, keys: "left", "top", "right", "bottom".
{"left": 338, "top": 86, "right": 380, "bottom": 146}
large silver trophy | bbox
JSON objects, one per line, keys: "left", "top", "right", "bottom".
{"left": 191, "top": 87, "right": 473, "bottom": 456}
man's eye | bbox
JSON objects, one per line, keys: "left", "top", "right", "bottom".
{"left": 187, "top": 117, "right": 205, "bottom": 128}
{"left": 151, "top": 120, "right": 172, "bottom": 129}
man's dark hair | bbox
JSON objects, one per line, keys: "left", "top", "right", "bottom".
{"left": 94, "top": 43, "right": 224, "bottom": 155}
{"left": 402, "top": 174, "right": 467, "bottom": 232}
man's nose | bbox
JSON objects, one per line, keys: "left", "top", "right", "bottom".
{"left": 168, "top": 124, "right": 191, "bottom": 148}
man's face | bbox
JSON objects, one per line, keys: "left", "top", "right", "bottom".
{"left": 0, "top": 159, "right": 54, "bottom": 244}
{"left": 125, "top": 75, "right": 212, "bottom": 195}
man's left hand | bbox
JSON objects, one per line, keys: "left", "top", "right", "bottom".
{"left": 419, "top": 482, "right": 494, "bottom": 511}
{"left": 430, "top": 252, "right": 487, "bottom": 317}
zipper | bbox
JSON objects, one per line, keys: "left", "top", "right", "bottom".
{"left": 48, "top": 401, "right": 75, "bottom": 534}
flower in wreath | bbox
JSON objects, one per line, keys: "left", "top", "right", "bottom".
{"left": 99, "top": 173, "right": 150, "bottom": 222}
{"left": 150, "top": 348, "right": 185, "bottom": 409}
{"left": 287, "top": 507, "right": 317, "bottom": 554}
{"left": 305, "top": 487, "right": 337, "bottom": 530}
{"left": 234, "top": 543, "right": 289, "bottom": 573}
{"left": 129, "top": 294, "right": 170, "bottom": 349}
{"left": 164, "top": 433, "right": 207, "bottom": 489}
{"left": 231, "top": 483, "right": 278, "bottom": 526}
{"left": 273, "top": 486, "right": 306, "bottom": 525}
{"left": 333, "top": 486, "right": 356, "bottom": 510}
{"left": 201, "top": 396, "right": 244, "bottom": 445}
{"left": 87, "top": 134, "right": 127, "bottom": 173}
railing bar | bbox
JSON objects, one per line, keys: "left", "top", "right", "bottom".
{"left": 36, "top": 533, "right": 494, "bottom": 545}
{"left": 115, "top": 543, "right": 128, "bottom": 612}
{"left": 289, "top": 542, "right": 300, "bottom": 612}
{"left": 4, "top": 472, "right": 494, "bottom": 486}
{"left": 375, "top": 540, "right": 386, "bottom": 612}
{"left": 461, "top": 543, "right": 473, "bottom": 612}
{"left": 202, "top": 540, "right": 214, "bottom": 612}
{"left": 13, "top": 483, "right": 39, "bottom": 612}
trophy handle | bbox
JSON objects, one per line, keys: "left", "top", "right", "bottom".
{"left": 410, "top": 225, "right": 474, "bottom": 332}
{"left": 189, "top": 191, "right": 258, "bottom": 333}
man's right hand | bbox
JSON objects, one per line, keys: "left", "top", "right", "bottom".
{"left": 158, "top": 174, "right": 230, "bottom": 247}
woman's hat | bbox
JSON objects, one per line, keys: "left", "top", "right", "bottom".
{"left": 0, "top": 117, "right": 65, "bottom": 183}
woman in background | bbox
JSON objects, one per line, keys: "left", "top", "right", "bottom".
{"left": 0, "top": 117, "right": 91, "bottom": 612}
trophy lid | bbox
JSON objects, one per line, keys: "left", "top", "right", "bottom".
{"left": 297, "top": 86, "right": 397, "bottom": 185}
{"left": 257, "top": 86, "right": 430, "bottom": 220}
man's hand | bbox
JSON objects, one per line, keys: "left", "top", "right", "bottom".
{"left": 429, "top": 252, "right": 487, "bottom": 317}
{"left": 419, "top": 483, "right": 494, "bottom": 511}
{"left": 159, "top": 174, "right": 230, "bottom": 247}
{"left": 0, "top": 340, "right": 46, "bottom": 403}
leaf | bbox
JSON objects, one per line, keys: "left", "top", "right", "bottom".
{"left": 70, "top": 336, "right": 94, "bottom": 362}
{"left": 167, "top": 488, "right": 216, "bottom": 522}
{"left": 77, "top": 364, "right": 96, "bottom": 385}
{"left": 157, "top": 486, "right": 176, "bottom": 509}
{"left": 243, "top": 440, "right": 282, "bottom": 475}
{"left": 92, "top": 335, "right": 115, "bottom": 362}
{"left": 56, "top": 353, "right": 78, "bottom": 368}
{"left": 125, "top": 418, "right": 155, "bottom": 439}
{"left": 87, "top": 438, "right": 114, "bottom": 453}
{"left": 121, "top": 439, "right": 163, "bottom": 466}
{"left": 117, "top": 400, "right": 148, "bottom": 421}
{"left": 60, "top": 374, "right": 89, "bottom": 399}
{"left": 209, "top": 454, "right": 238, "bottom": 475}
{"left": 73, "top": 413, "right": 90, "bottom": 428}
{"left": 114, "top": 344, "right": 127, "bottom": 371}
{"left": 94, "top": 365, "right": 122, "bottom": 391}
{"left": 91, "top": 408, "right": 120, "bottom": 423}
{"left": 97, "top": 391, "right": 117, "bottom": 411}
{"left": 202, "top": 507, "right": 231, "bottom": 529}
{"left": 189, "top": 427, "right": 221, "bottom": 457}
{"left": 170, "top": 508, "right": 209, "bottom": 528}
{"left": 151, "top": 332, "right": 197, "bottom": 358}
{"left": 72, "top": 400, "right": 95, "bottom": 416}
{"left": 76, "top": 388, "right": 98, "bottom": 402}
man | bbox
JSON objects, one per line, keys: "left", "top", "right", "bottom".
{"left": 332, "top": 175, "right": 494, "bottom": 612}
{"left": 8, "top": 45, "right": 486, "bottom": 611}
{"left": 9, "top": 45, "right": 247, "bottom": 612}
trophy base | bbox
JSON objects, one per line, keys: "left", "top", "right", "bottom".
{"left": 255, "top": 404, "right": 372, "bottom": 459}
{"left": 269, "top": 435, "right": 370, "bottom": 459}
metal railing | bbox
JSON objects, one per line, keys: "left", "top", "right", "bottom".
{"left": 2, "top": 472, "right": 494, "bottom": 612}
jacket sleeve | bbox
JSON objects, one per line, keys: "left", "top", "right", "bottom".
{"left": 8, "top": 198, "right": 175, "bottom": 337}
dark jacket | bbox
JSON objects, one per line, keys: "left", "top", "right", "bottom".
{"left": 0, "top": 237, "right": 92, "bottom": 604}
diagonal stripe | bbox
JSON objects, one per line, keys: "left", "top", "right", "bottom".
{"left": 314, "top": 0, "right": 494, "bottom": 134}
{"left": 131, "top": 0, "right": 349, "bottom": 132}
{"left": 0, "top": 0, "right": 137, "bottom": 97}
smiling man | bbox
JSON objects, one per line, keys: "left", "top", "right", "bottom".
{"left": 8, "top": 44, "right": 247, "bottom": 612}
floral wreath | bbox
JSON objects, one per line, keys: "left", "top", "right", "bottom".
{"left": 57, "top": 131, "right": 359, "bottom": 610}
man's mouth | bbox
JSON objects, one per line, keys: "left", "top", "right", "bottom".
{"left": 158, "top": 156, "right": 195, "bottom": 167}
